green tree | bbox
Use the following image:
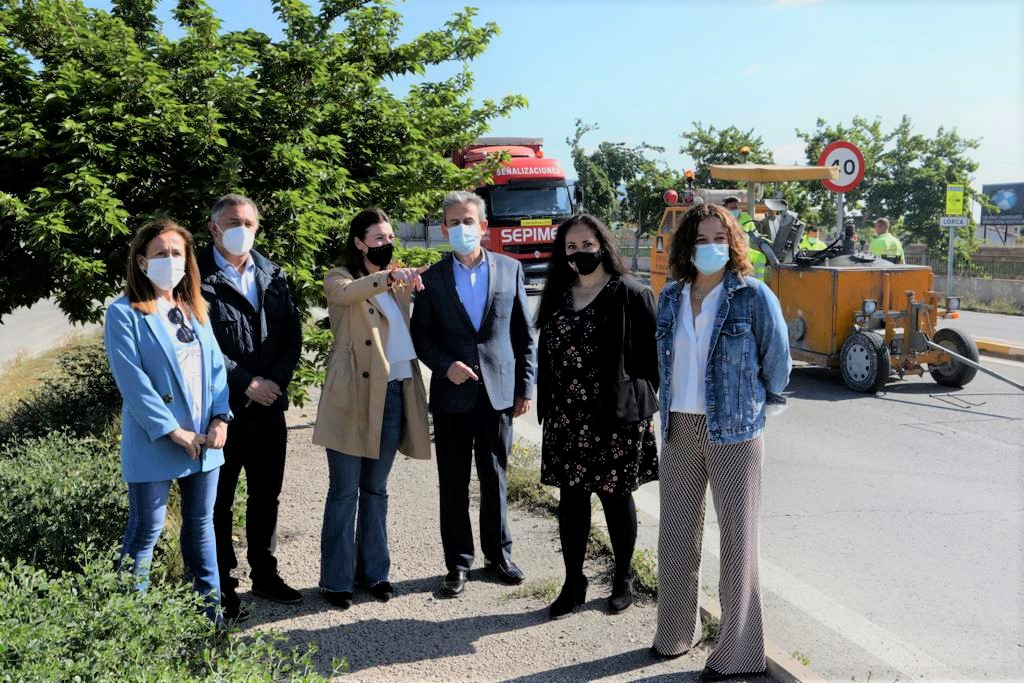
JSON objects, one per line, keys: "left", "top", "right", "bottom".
{"left": 796, "top": 115, "right": 982, "bottom": 257}
{"left": 794, "top": 116, "right": 888, "bottom": 234}
{"left": 0, "top": 0, "right": 523, "bottom": 323}
{"left": 679, "top": 122, "right": 773, "bottom": 188}
{"left": 568, "top": 118, "right": 678, "bottom": 231}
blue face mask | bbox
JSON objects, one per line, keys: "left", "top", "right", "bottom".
{"left": 729, "top": 209, "right": 741, "bottom": 218}
{"left": 448, "top": 223, "right": 480, "bottom": 256}
{"left": 692, "top": 243, "right": 730, "bottom": 275}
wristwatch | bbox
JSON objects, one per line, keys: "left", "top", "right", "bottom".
{"left": 213, "top": 413, "right": 233, "bottom": 424}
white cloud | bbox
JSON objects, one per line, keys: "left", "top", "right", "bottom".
{"left": 744, "top": 64, "right": 763, "bottom": 76}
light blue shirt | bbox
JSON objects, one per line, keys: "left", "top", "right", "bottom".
{"left": 453, "top": 252, "right": 489, "bottom": 331}
{"left": 212, "top": 246, "right": 258, "bottom": 310}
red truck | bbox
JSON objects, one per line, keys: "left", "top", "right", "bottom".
{"left": 453, "top": 137, "right": 579, "bottom": 285}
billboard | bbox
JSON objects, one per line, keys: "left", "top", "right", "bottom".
{"left": 980, "top": 183, "right": 1024, "bottom": 225}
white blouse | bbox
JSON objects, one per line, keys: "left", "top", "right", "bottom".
{"left": 373, "top": 291, "right": 415, "bottom": 382}
{"left": 669, "top": 281, "right": 724, "bottom": 415}
{"left": 155, "top": 297, "right": 204, "bottom": 432}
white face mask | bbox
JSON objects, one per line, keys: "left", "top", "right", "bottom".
{"left": 218, "top": 225, "right": 255, "bottom": 256}
{"left": 144, "top": 256, "right": 187, "bottom": 292}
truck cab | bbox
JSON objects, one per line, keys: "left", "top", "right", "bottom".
{"left": 454, "top": 137, "right": 577, "bottom": 285}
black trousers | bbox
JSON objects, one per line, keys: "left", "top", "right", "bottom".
{"left": 432, "top": 388, "right": 514, "bottom": 573}
{"left": 213, "top": 407, "right": 287, "bottom": 585}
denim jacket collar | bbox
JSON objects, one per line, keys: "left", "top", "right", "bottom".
{"left": 663, "top": 269, "right": 749, "bottom": 306}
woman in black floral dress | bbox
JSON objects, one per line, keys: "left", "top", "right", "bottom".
{"left": 535, "top": 214, "right": 659, "bottom": 620}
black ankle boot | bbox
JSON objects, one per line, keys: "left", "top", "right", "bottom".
{"left": 548, "top": 575, "right": 588, "bottom": 620}
{"left": 609, "top": 574, "right": 634, "bottom": 614}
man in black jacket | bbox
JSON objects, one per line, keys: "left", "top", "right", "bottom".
{"left": 199, "top": 193, "right": 303, "bottom": 620}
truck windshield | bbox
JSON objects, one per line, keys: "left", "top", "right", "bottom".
{"left": 490, "top": 184, "right": 573, "bottom": 218}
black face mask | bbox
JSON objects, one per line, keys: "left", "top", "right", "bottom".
{"left": 364, "top": 243, "right": 394, "bottom": 269}
{"left": 568, "top": 250, "right": 603, "bottom": 276}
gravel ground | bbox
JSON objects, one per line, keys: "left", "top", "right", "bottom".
{"left": 228, "top": 392, "right": 752, "bottom": 682}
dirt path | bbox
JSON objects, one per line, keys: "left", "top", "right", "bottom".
{"left": 231, "top": 393, "right": 721, "bottom": 681}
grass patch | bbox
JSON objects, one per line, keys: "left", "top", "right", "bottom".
{"left": 958, "top": 296, "right": 1023, "bottom": 316}
{"left": 0, "top": 331, "right": 99, "bottom": 420}
{"left": 502, "top": 576, "right": 561, "bottom": 603}
{"left": 701, "top": 615, "right": 719, "bottom": 643}
{"left": 791, "top": 650, "right": 811, "bottom": 666}
{"left": 506, "top": 441, "right": 558, "bottom": 515}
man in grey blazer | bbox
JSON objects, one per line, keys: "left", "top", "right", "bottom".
{"left": 411, "top": 190, "right": 537, "bottom": 598}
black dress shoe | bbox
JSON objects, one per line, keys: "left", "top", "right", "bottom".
{"left": 649, "top": 646, "right": 685, "bottom": 661}
{"left": 251, "top": 574, "right": 303, "bottom": 604}
{"left": 548, "top": 575, "right": 588, "bottom": 620}
{"left": 441, "top": 570, "right": 468, "bottom": 597}
{"left": 699, "top": 666, "right": 768, "bottom": 681}
{"left": 608, "top": 575, "right": 634, "bottom": 614}
{"left": 324, "top": 591, "right": 353, "bottom": 609}
{"left": 484, "top": 560, "right": 525, "bottom": 585}
{"left": 370, "top": 581, "right": 394, "bottom": 602}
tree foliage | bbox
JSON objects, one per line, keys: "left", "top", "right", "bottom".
{"left": 795, "top": 116, "right": 982, "bottom": 257}
{"left": 568, "top": 119, "right": 682, "bottom": 232}
{"left": 0, "top": 0, "right": 524, "bottom": 323}
{"left": 679, "top": 122, "right": 774, "bottom": 188}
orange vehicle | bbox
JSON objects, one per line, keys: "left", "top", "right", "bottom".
{"left": 453, "top": 137, "right": 579, "bottom": 285}
{"left": 650, "top": 164, "right": 989, "bottom": 393}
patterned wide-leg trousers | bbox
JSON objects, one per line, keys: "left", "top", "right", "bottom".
{"left": 653, "top": 412, "right": 766, "bottom": 675}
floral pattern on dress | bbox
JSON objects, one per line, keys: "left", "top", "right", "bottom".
{"left": 540, "top": 279, "right": 658, "bottom": 494}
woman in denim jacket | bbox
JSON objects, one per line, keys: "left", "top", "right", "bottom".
{"left": 650, "top": 203, "right": 790, "bottom": 681}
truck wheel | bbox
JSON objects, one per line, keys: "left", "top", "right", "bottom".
{"left": 929, "top": 327, "right": 979, "bottom": 387}
{"left": 840, "top": 330, "right": 891, "bottom": 393}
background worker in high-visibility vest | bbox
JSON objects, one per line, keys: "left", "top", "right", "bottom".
{"left": 869, "top": 217, "right": 905, "bottom": 263}
{"left": 723, "top": 196, "right": 767, "bottom": 280}
{"left": 799, "top": 225, "right": 827, "bottom": 251}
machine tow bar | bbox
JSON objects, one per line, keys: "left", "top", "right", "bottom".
{"left": 924, "top": 340, "right": 1024, "bottom": 392}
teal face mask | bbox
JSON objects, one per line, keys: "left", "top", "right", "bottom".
{"left": 448, "top": 223, "right": 480, "bottom": 255}
{"left": 692, "top": 243, "right": 730, "bottom": 275}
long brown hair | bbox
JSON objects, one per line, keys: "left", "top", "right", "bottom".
{"left": 534, "top": 214, "right": 629, "bottom": 329}
{"left": 125, "top": 218, "right": 208, "bottom": 324}
{"left": 668, "top": 203, "right": 753, "bottom": 283}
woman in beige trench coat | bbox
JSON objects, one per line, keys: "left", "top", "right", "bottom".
{"left": 313, "top": 207, "right": 431, "bottom": 610}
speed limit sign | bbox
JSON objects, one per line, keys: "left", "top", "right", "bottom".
{"left": 818, "top": 141, "right": 865, "bottom": 193}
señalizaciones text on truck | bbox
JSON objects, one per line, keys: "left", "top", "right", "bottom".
{"left": 452, "top": 137, "right": 580, "bottom": 285}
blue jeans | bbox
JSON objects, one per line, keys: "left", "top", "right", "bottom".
{"left": 320, "top": 380, "right": 404, "bottom": 593}
{"left": 120, "top": 468, "right": 221, "bottom": 620}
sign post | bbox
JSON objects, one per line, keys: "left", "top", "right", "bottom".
{"left": 943, "top": 184, "right": 967, "bottom": 297}
{"left": 818, "top": 141, "right": 866, "bottom": 239}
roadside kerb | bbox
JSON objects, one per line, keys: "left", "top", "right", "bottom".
{"left": 974, "top": 336, "right": 1024, "bottom": 360}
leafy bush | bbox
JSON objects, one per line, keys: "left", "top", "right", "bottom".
{"left": 0, "top": 337, "right": 120, "bottom": 446}
{"left": 0, "top": 431, "right": 125, "bottom": 574}
{"left": 0, "top": 553, "right": 337, "bottom": 682}
{"left": 394, "top": 245, "right": 445, "bottom": 268}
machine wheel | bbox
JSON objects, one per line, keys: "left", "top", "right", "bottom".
{"left": 929, "top": 327, "right": 979, "bottom": 387}
{"left": 840, "top": 331, "right": 891, "bottom": 393}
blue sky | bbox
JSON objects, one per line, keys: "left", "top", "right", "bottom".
{"left": 85, "top": 0, "right": 1022, "bottom": 196}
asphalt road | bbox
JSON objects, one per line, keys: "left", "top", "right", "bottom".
{"left": 517, "top": 293, "right": 1024, "bottom": 681}
{"left": 0, "top": 299, "right": 101, "bottom": 366}
{"left": 939, "top": 309, "right": 1024, "bottom": 344}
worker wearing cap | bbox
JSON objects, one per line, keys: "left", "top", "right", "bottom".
{"left": 723, "top": 196, "right": 767, "bottom": 280}
{"left": 799, "top": 226, "right": 827, "bottom": 251}
{"left": 869, "top": 217, "right": 904, "bottom": 264}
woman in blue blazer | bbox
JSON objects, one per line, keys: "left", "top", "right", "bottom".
{"left": 104, "top": 218, "right": 232, "bottom": 620}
